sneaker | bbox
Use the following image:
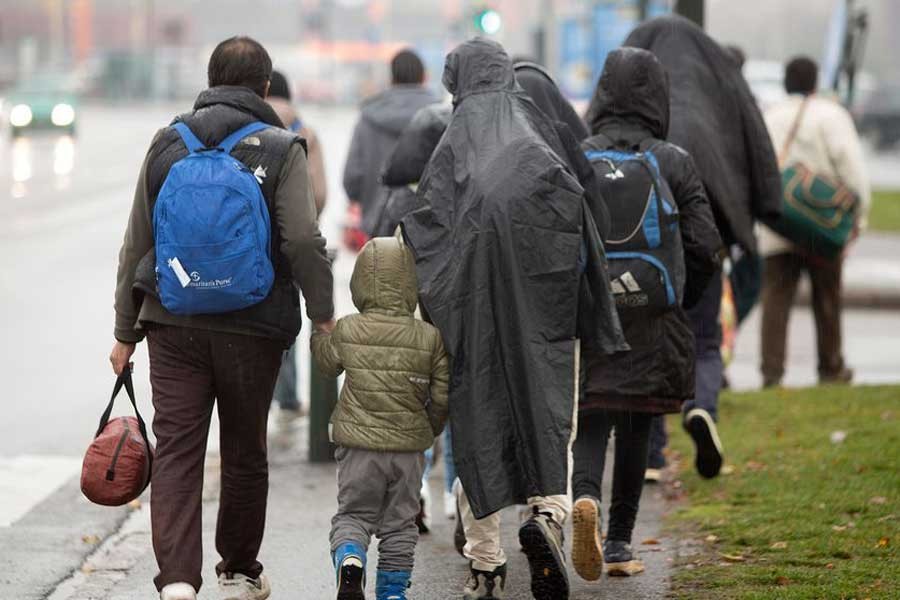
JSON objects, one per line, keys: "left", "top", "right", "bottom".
{"left": 603, "top": 540, "right": 644, "bottom": 577}
{"left": 684, "top": 408, "right": 723, "bottom": 479}
{"left": 160, "top": 582, "right": 196, "bottom": 600}
{"left": 820, "top": 367, "right": 853, "bottom": 385}
{"left": 218, "top": 573, "right": 271, "bottom": 600}
{"left": 443, "top": 490, "right": 456, "bottom": 519}
{"left": 518, "top": 509, "right": 569, "bottom": 599}
{"left": 334, "top": 542, "right": 366, "bottom": 600}
{"left": 276, "top": 406, "right": 304, "bottom": 430}
{"left": 644, "top": 468, "right": 662, "bottom": 483}
{"left": 375, "top": 570, "right": 410, "bottom": 600}
{"left": 571, "top": 497, "right": 604, "bottom": 581}
{"left": 463, "top": 563, "right": 506, "bottom": 599}
{"left": 416, "top": 484, "right": 432, "bottom": 534}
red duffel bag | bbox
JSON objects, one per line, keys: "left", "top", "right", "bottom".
{"left": 81, "top": 368, "right": 154, "bottom": 506}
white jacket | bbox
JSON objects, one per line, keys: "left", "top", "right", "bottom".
{"left": 758, "top": 94, "right": 871, "bottom": 256}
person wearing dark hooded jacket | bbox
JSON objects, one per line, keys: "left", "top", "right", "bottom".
{"left": 572, "top": 47, "right": 722, "bottom": 581}
{"left": 343, "top": 49, "right": 437, "bottom": 237}
{"left": 619, "top": 15, "right": 781, "bottom": 481}
{"left": 402, "top": 38, "right": 625, "bottom": 600}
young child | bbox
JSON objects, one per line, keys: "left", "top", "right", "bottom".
{"left": 312, "top": 235, "right": 449, "bottom": 600}
{"left": 572, "top": 47, "right": 723, "bottom": 580}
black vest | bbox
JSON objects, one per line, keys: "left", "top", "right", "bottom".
{"left": 135, "top": 86, "right": 307, "bottom": 342}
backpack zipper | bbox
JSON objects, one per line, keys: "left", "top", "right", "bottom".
{"left": 106, "top": 420, "right": 131, "bottom": 482}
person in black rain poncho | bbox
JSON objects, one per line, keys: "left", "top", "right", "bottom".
{"left": 401, "top": 38, "right": 624, "bottom": 600}
{"left": 573, "top": 47, "right": 722, "bottom": 582}
{"left": 616, "top": 16, "right": 781, "bottom": 481}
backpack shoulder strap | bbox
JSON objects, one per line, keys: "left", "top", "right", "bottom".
{"left": 172, "top": 122, "right": 205, "bottom": 153}
{"left": 219, "top": 121, "right": 270, "bottom": 155}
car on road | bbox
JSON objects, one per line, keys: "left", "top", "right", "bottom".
{"left": 855, "top": 84, "right": 900, "bottom": 150}
{"left": 5, "top": 75, "right": 78, "bottom": 137}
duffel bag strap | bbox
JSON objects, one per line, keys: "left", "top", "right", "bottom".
{"left": 778, "top": 97, "right": 809, "bottom": 167}
{"left": 95, "top": 368, "right": 153, "bottom": 471}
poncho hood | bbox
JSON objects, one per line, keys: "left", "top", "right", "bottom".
{"left": 443, "top": 38, "right": 518, "bottom": 104}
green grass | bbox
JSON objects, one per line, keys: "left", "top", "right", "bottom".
{"left": 666, "top": 386, "right": 900, "bottom": 599}
{"left": 869, "top": 190, "right": 900, "bottom": 233}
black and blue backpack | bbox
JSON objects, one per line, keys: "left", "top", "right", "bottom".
{"left": 153, "top": 121, "right": 275, "bottom": 315}
{"left": 585, "top": 136, "right": 685, "bottom": 313}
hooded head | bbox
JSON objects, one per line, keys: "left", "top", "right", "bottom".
{"left": 585, "top": 47, "right": 670, "bottom": 140}
{"left": 442, "top": 38, "right": 517, "bottom": 105}
{"left": 514, "top": 61, "right": 589, "bottom": 141}
{"left": 350, "top": 236, "right": 418, "bottom": 316}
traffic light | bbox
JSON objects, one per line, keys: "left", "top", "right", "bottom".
{"left": 474, "top": 8, "right": 502, "bottom": 35}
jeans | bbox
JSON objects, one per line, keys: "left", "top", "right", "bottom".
{"left": 272, "top": 345, "right": 300, "bottom": 410}
{"left": 572, "top": 410, "right": 652, "bottom": 543}
{"left": 147, "top": 326, "right": 282, "bottom": 592}
{"left": 422, "top": 428, "right": 456, "bottom": 494}
{"left": 648, "top": 275, "right": 723, "bottom": 466}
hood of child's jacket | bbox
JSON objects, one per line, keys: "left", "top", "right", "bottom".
{"left": 361, "top": 86, "right": 437, "bottom": 137}
{"left": 350, "top": 236, "right": 418, "bottom": 315}
{"left": 443, "top": 37, "right": 517, "bottom": 103}
{"left": 586, "top": 47, "right": 670, "bottom": 140}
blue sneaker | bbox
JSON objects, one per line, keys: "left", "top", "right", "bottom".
{"left": 375, "top": 570, "right": 410, "bottom": 600}
{"left": 333, "top": 542, "right": 366, "bottom": 600}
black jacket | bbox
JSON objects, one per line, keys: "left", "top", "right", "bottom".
{"left": 615, "top": 15, "right": 782, "bottom": 255}
{"left": 402, "top": 39, "right": 625, "bottom": 519}
{"left": 582, "top": 48, "right": 723, "bottom": 409}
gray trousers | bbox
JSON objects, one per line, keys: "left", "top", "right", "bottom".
{"left": 330, "top": 446, "right": 425, "bottom": 572}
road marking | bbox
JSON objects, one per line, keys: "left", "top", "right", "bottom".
{"left": 0, "top": 455, "right": 82, "bottom": 527}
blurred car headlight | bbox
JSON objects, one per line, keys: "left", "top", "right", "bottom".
{"left": 51, "top": 103, "right": 75, "bottom": 127}
{"left": 10, "top": 104, "right": 33, "bottom": 127}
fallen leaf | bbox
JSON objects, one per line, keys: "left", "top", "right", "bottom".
{"left": 875, "top": 537, "right": 890, "bottom": 548}
{"left": 832, "top": 525, "right": 847, "bottom": 532}
{"left": 881, "top": 410, "right": 894, "bottom": 421}
{"left": 81, "top": 534, "right": 100, "bottom": 545}
{"left": 705, "top": 534, "right": 719, "bottom": 543}
{"left": 869, "top": 496, "right": 887, "bottom": 505}
{"left": 771, "top": 541, "right": 788, "bottom": 549}
{"left": 876, "top": 514, "right": 896, "bottom": 523}
{"left": 81, "top": 564, "right": 95, "bottom": 574}
{"left": 128, "top": 499, "right": 142, "bottom": 510}
{"left": 745, "top": 460, "right": 767, "bottom": 472}
{"left": 720, "top": 553, "right": 745, "bottom": 563}
{"left": 775, "top": 576, "right": 790, "bottom": 586}
{"left": 826, "top": 563, "right": 835, "bottom": 569}
{"left": 642, "top": 538, "right": 660, "bottom": 545}
{"left": 830, "top": 430, "right": 847, "bottom": 444}
{"left": 721, "top": 464, "right": 736, "bottom": 475}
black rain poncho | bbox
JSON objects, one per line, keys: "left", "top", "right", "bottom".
{"left": 402, "top": 39, "right": 624, "bottom": 518}
{"left": 617, "top": 15, "right": 782, "bottom": 254}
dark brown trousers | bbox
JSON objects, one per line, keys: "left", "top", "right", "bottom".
{"left": 760, "top": 252, "right": 845, "bottom": 384}
{"left": 147, "top": 326, "right": 283, "bottom": 592}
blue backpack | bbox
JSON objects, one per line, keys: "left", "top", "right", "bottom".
{"left": 153, "top": 121, "right": 275, "bottom": 315}
{"left": 585, "top": 138, "right": 685, "bottom": 312}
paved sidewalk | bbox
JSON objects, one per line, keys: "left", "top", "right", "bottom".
{"left": 49, "top": 423, "right": 673, "bottom": 600}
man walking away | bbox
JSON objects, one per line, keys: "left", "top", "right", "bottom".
{"left": 109, "top": 36, "right": 334, "bottom": 600}
{"left": 759, "top": 57, "right": 870, "bottom": 387}
{"left": 343, "top": 49, "right": 437, "bottom": 237}
{"left": 266, "top": 69, "right": 329, "bottom": 429}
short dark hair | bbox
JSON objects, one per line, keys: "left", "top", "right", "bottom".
{"left": 785, "top": 56, "right": 818, "bottom": 95}
{"left": 391, "top": 49, "right": 425, "bottom": 85}
{"left": 269, "top": 70, "right": 290, "bottom": 100}
{"left": 208, "top": 36, "right": 272, "bottom": 97}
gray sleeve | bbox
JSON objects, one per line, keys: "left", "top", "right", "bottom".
{"left": 274, "top": 143, "right": 335, "bottom": 322}
{"left": 342, "top": 120, "right": 367, "bottom": 202}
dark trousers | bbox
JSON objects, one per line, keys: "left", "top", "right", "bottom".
{"left": 648, "top": 274, "right": 724, "bottom": 461}
{"left": 760, "top": 252, "right": 845, "bottom": 383}
{"left": 572, "top": 410, "right": 652, "bottom": 543}
{"left": 147, "top": 326, "right": 283, "bottom": 592}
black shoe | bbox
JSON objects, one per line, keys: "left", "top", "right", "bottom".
{"left": 684, "top": 408, "right": 723, "bottom": 479}
{"left": 415, "top": 495, "right": 430, "bottom": 534}
{"left": 454, "top": 497, "right": 467, "bottom": 557}
{"left": 820, "top": 367, "right": 854, "bottom": 385}
{"left": 463, "top": 562, "right": 506, "bottom": 599}
{"left": 518, "top": 509, "right": 569, "bottom": 600}
{"left": 336, "top": 557, "right": 365, "bottom": 600}
{"left": 603, "top": 540, "right": 644, "bottom": 577}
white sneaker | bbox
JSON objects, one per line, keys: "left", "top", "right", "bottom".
{"left": 218, "top": 572, "right": 271, "bottom": 600}
{"left": 160, "top": 582, "right": 196, "bottom": 600}
{"left": 443, "top": 490, "right": 457, "bottom": 519}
